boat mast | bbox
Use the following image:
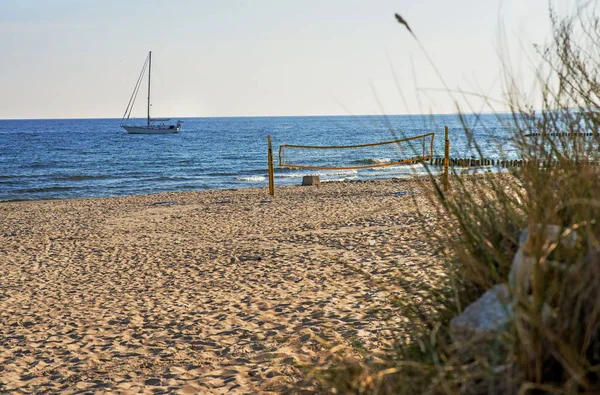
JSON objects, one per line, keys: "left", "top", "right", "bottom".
{"left": 147, "top": 51, "right": 152, "bottom": 127}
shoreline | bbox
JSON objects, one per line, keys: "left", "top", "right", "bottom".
{"left": 0, "top": 178, "right": 447, "bottom": 393}
{"left": 0, "top": 175, "right": 439, "bottom": 205}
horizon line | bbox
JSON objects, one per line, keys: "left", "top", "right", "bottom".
{"left": 0, "top": 111, "right": 514, "bottom": 122}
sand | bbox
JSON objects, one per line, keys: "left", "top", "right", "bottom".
{"left": 0, "top": 179, "right": 448, "bottom": 394}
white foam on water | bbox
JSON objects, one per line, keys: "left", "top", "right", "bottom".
{"left": 274, "top": 173, "right": 303, "bottom": 178}
{"left": 352, "top": 157, "right": 393, "bottom": 165}
{"left": 364, "top": 162, "right": 426, "bottom": 171}
{"left": 312, "top": 170, "right": 358, "bottom": 177}
{"left": 370, "top": 158, "right": 392, "bottom": 164}
{"left": 275, "top": 170, "right": 358, "bottom": 179}
{"left": 236, "top": 176, "right": 266, "bottom": 182}
{"left": 322, "top": 176, "right": 358, "bottom": 182}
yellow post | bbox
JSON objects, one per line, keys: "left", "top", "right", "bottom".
{"left": 443, "top": 126, "right": 450, "bottom": 192}
{"left": 268, "top": 135, "right": 275, "bottom": 196}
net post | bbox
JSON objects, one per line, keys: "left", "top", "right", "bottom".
{"left": 268, "top": 135, "right": 275, "bottom": 196}
{"left": 443, "top": 126, "right": 450, "bottom": 191}
{"left": 430, "top": 133, "right": 434, "bottom": 159}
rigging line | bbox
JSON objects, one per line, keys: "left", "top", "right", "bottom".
{"left": 126, "top": 59, "right": 148, "bottom": 123}
{"left": 121, "top": 55, "right": 149, "bottom": 126}
{"left": 122, "top": 56, "right": 148, "bottom": 125}
{"left": 122, "top": 57, "right": 146, "bottom": 124}
{"left": 127, "top": 57, "right": 149, "bottom": 121}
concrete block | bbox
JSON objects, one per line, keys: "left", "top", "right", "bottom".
{"left": 302, "top": 175, "right": 320, "bottom": 186}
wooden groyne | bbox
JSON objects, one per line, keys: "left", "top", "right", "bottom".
{"left": 524, "top": 132, "right": 598, "bottom": 137}
{"left": 426, "top": 157, "right": 578, "bottom": 168}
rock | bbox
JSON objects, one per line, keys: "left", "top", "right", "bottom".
{"left": 450, "top": 225, "right": 572, "bottom": 359}
{"left": 449, "top": 283, "right": 512, "bottom": 346}
{"left": 509, "top": 247, "right": 532, "bottom": 298}
{"left": 519, "top": 224, "right": 579, "bottom": 254}
{"left": 509, "top": 224, "right": 579, "bottom": 299}
{"left": 301, "top": 175, "right": 320, "bottom": 186}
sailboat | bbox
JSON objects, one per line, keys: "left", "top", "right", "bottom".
{"left": 121, "top": 51, "right": 181, "bottom": 134}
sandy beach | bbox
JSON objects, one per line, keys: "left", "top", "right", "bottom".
{"left": 0, "top": 179, "right": 447, "bottom": 394}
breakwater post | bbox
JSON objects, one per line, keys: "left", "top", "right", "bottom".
{"left": 443, "top": 126, "right": 450, "bottom": 191}
{"left": 428, "top": 157, "right": 599, "bottom": 168}
{"left": 268, "top": 135, "right": 275, "bottom": 196}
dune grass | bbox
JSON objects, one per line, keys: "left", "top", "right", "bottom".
{"left": 301, "top": 4, "right": 600, "bottom": 394}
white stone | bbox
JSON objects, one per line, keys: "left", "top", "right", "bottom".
{"left": 449, "top": 283, "right": 512, "bottom": 345}
{"left": 509, "top": 224, "right": 579, "bottom": 299}
{"left": 519, "top": 224, "right": 578, "bottom": 253}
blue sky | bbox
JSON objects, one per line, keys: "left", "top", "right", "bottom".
{"left": 0, "top": 0, "right": 576, "bottom": 119}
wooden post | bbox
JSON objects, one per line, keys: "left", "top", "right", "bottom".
{"left": 267, "top": 135, "right": 275, "bottom": 196}
{"left": 443, "top": 126, "right": 450, "bottom": 192}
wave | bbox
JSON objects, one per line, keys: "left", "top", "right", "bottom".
{"left": 272, "top": 167, "right": 302, "bottom": 174}
{"left": 246, "top": 168, "right": 269, "bottom": 174}
{"left": 271, "top": 168, "right": 358, "bottom": 177}
{"left": 236, "top": 176, "right": 266, "bottom": 182}
{"left": 322, "top": 176, "right": 358, "bottom": 182}
{"left": 274, "top": 170, "right": 358, "bottom": 179}
{"left": 52, "top": 174, "right": 113, "bottom": 181}
{"left": 365, "top": 163, "right": 426, "bottom": 172}
{"left": 352, "top": 158, "right": 392, "bottom": 165}
{"left": 13, "top": 186, "right": 73, "bottom": 193}
{"left": 312, "top": 170, "right": 358, "bottom": 176}
{"left": 21, "top": 162, "right": 54, "bottom": 169}
{"left": 207, "top": 172, "right": 238, "bottom": 176}
{"left": 274, "top": 173, "right": 302, "bottom": 178}
{"left": 152, "top": 176, "right": 204, "bottom": 182}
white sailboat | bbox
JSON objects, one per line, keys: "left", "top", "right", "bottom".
{"left": 121, "top": 51, "right": 181, "bottom": 134}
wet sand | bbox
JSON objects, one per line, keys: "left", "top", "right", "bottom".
{"left": 0, "top": 179, "right": 447, "bottom": 394}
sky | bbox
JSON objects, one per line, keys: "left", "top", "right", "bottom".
{"left": 0, "top": 0, "right": 579, "bottom": 119}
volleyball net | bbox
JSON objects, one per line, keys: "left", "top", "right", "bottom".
{"left": 278, "top": 132, "right": 435, "bottom": 170}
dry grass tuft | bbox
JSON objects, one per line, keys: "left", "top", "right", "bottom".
{"left": 307, "top": 4, "right": 600, "bottom": 394}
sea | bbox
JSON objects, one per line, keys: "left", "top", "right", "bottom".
{"left": 0, "top": 114, "right": 518, "bottom": 202}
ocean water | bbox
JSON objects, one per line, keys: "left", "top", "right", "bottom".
{"left": 0, "top": 114, "right": 517, "bottom": 201}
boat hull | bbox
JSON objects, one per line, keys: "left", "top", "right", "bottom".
{"left": 122, "top": 125, "right": 181, "bottom": 134}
